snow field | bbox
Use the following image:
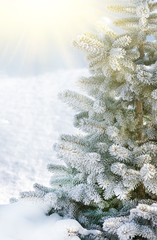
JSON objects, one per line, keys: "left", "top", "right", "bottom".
{"left": 0, "top": 69, "right": 87, "bottom": 203}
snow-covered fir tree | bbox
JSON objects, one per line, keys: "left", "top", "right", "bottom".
{"left": 19, "top": 0, "right": 157, "bottom": 239}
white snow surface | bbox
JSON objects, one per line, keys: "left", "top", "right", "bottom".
{"left": 0, "top": 68, "right": 88, "bottom": 204}
{"left": 0, "top": 69, "right": 101, "bottom": 240}
{"left": 0, "top": 200, "right": 101, "bottom": 240}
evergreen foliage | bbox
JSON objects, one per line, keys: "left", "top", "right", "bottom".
{"left": 20, "top": 0, "right": 157, "bottom": 239}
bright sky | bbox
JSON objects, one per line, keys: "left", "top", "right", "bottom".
{"left": 0, "top": 0, "right": 106, "bottom": 76}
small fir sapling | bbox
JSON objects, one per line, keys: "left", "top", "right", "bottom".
{"left": 19, "top": 0, "right": 157, "bottom": 239}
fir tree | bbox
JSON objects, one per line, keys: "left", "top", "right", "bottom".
{"left": 20, "top": 0, "right": 157, "bottom": 239}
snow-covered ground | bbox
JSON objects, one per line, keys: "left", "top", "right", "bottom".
{"left": 0, "top": 200, "right": 100, "bottom": 240}
{"left": 0, "top": 68, "right": 100, "bottom": 240}
{"left": 0, "top": 68, "right": 87, "bottom": 204}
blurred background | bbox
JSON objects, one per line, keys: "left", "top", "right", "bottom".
{"left": 0, "top": 0, "right": 106, "bottom": 77}
{"left": 0, "top": 0, "right": 107, "bottom": 204}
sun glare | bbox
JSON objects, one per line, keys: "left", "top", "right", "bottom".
{"left": 0, "top": 0, "right": 106, "bottom": 74}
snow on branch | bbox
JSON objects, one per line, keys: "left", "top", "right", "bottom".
{"left": 59, "top": 90, "right": 94, "bottom": 112}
